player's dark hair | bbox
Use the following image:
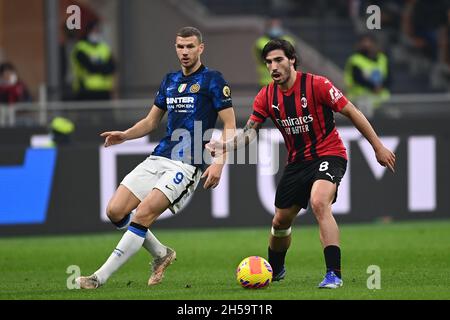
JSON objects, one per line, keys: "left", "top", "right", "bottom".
{"left": 177, "top": 26, "right": 203, "bottom": 44}
{"left": 261, "top": 39, "right": 298, "bottom": 69}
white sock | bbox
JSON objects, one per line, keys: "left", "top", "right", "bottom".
{"left": 143, "top": 230, "right": 167, "bottom": 258}
{"left": 95, "top": 228, "right": 146, "bottom": 284}
{"left": 114, "top": 213, "right": 166, "bottom": 258}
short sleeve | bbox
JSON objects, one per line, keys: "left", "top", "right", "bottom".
{"left": 315, "top": 76, "right": 349, "bottom": 112}
{"left": 250, "top": 87, "right": 270, "bottom": 123}
{"left": 154, "top": 75, "right": 168, "bottom": 110}
{"left": 209, "top": 72, "right": 233, "bottom": 111}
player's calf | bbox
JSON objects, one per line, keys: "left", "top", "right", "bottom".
{"left": 269, "top": 226, "right": 292, "bottom": 281}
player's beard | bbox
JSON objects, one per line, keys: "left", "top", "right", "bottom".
{"left": 181, "top": 56, "right": 199, "bottom": 70}
{"left": 273, "top": 69, "right": 290, "bottom": 86}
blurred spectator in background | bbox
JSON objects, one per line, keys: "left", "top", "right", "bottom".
{"left": 0, "top": 62, "right": 31, "bottom": 127}
{"left": 71, "top": 20, "right": 116, "bottom": 101}
{"left": 254, "top": 18, "right": 296, "bottom": 86}
{"left": 0, "top": 62, "right": 31, "bottom": 104}
{"left": 402, "top": 0, "right": 450, "bottom": 90}
{"left": 344, "top": 34, "right": 390, "bottom": 118}
{"left": 402, "top": 0, "right": 449, "bottom": 64}
{"left": 59, "top": 0, "right": 100, "bottom": 100}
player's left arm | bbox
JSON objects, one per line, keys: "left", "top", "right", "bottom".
{"left": 340, "top": 102, "right": 396, "bottom": 172}
{"left": 202, "top": 107, "right": 236, "bottom": 189}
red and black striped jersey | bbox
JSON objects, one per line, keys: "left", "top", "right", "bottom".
{"left": 250, "top": 72, "right": 348, "bottom": 163}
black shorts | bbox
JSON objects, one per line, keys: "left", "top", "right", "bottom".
{"left": 275, "top": 156, "right": 347, "bottom": 209}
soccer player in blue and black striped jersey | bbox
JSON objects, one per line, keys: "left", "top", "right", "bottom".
{"left": 76, "top": 27, "right": 236, "bottom": 289}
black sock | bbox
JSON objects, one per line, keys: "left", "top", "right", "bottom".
{"left": 268, "top": 247, "right": 287, "bottom": 275}
{"left": 324, "top": 245, "right": 341, "bottom": 278}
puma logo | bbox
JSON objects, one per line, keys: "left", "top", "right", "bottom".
{"left": 326, "top": 172, "right": 335, "bottom": 181}
{"left": 272, "top": 104, "right": 280, "bottom": 111}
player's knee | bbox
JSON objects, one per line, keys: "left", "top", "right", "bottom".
{"left": 106, "top": 202, "right": 125, "bottom": 223}
{"left": 310, "top": 196, "right": 330, "bottom": 218}
{"left": 271, "top": 215, "right": 292, "bottom": 231}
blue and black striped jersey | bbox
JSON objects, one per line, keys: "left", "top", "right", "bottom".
{"left": 152, "top": 65, "right": 232, "bottom": 169}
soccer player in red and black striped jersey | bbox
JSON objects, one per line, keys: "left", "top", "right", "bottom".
{"left": 207, "top": 39, "right": 396, "bottom": 288}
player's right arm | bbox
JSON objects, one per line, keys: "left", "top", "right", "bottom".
{"left": 205, "top": 118, "right": 261, "bottom": 157}
{"left": 231, "top": 118, "right": 262, "bottom": 150}
{"left": 101, "top": 106, "right": 166, "bottom": 147}
{"left": 101, "top": 75, "right": 169, "bottom": 148}
{"left": 206, "top": 86, "right": 268, "bottom": 156}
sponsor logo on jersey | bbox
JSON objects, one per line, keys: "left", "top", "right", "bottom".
{"left": 329, "top": 87, "right": 344, "bottom": 104}
{"left": 178, "top": 83, "right": 188, "bottom": 93}
{"left": 276, "top": 115, "right": 313, "bottom": 127}
{"left": 276, "top": 115, "right": 314, "bottom": 135}
{"left": 190, "top": 83, "right": 201, "bottom": 93}
{"left": 166, "top": 96, "right": 195, "bottom": 113}
{"left": 166, "top": 97, "right": 194, "bottom": 104}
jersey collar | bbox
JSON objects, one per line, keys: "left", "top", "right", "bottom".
{"left": 181, "top": 64, "right": 205, "bottom": 78}
{"left": 280, "top": 71, "right": 301, "bottom": 96}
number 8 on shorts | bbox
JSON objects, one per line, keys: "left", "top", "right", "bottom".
{"left": 319, "top": 161, "right": 329, "bottom": 172}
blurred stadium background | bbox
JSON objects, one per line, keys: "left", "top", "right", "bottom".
{"left": 0, "top": 0, "right": 449, "bottom": 300}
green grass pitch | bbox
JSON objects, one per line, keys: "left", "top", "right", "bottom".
{"left": 0, "top": 220, "right": 449, "bottom": 300}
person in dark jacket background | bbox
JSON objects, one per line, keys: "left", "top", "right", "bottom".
{"left": 71, "top": 20, "right": 116, "bottom": 101}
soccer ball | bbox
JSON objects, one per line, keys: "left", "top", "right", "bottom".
{"left": 236, "top": 256, "right": 273, "bottom": 289}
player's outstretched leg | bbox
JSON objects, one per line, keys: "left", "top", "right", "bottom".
{"left": 112, "top": 211, "right": 174, "bottom": 278}
{"left": 268, "top": 206, "right": 300, "bottom": 281}
{"left": 76, "top": 222, "right": 148, "bottom": 289}
{"left": 111, "top": 210, "right": 174, "bottom": 283}
{"left": 310, "top": 180, "right": 343, "bottom": 289}
{"left": 77, "top": 189, "right": 171, "bottom": 289}
{"left": 107, "top": 185, "right": 175, "bottom": 284}
{"left": 129, "top": 189, "right": 175, "bottom": 286}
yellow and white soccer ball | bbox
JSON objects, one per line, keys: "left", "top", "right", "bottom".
{"left": 236, "top": 256, "right": 273, "bottom": 289}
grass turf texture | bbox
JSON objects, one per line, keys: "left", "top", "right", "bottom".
{"left": 0, "top": 220, "right": 449, "bottom": 300}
